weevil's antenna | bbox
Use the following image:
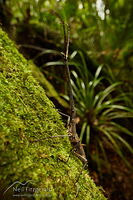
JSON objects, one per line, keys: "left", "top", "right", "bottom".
{"left": 49, "top": 10, "right": 76, "bottom": 123}
{"left": 63, "top": 23, "right": 76, "bottom": 123}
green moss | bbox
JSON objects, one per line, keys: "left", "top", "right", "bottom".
{"left": 0, "top": 28, "right": 106, "bottom": 200}
{"left": 28, "top": 61, "right": 69, "bottom": 108}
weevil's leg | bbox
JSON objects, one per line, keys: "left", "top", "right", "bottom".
{"left": 58, "top": 110, "right": 70, "bottom": 128}
{"left": 65, "top": 147, "right": 75, "bottom": 163}
{"left": 75, "top": 185, "right": 80, "bottom": 198}
{"left": 75, "top": 162, "right": 88, "bottom": 184}
{"left": 73, "top": 151, "right": 88, "bottom": 165}
{"left": 30, "top": 134, "right": 71, "bottom": 143}
{"left": 74, "top": 161, "right": 88, "bottom": 198}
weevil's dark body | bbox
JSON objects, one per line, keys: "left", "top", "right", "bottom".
{"left": 68, "top": 116, "right": 88, "bottom": 165}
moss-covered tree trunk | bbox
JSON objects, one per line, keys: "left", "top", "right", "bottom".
{"left": 0, "top": 28, "right": 106, "bottom": 200}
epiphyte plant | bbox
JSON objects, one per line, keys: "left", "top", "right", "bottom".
{"left": 70, "top": 61, "right": 133, "bottom": 171}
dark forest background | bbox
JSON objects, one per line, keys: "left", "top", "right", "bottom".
{"left": 0, "top": 0, "right": 133, "bottom": 199}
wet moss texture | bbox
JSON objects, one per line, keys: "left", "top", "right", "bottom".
{"left": 0, "top": 28, "right": 106, "bottom": 200}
